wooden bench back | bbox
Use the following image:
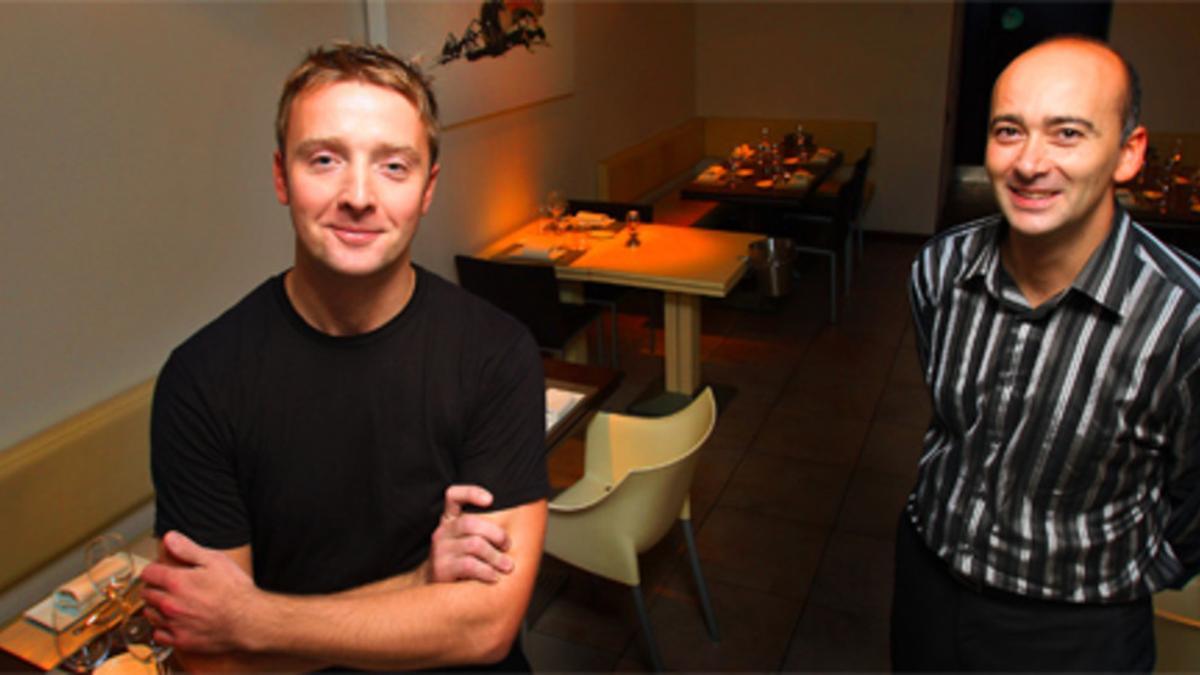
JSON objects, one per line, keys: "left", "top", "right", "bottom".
{"left": 0, "top": 380, "right": 156, "bottom": 594}
{"left": 703, "top": 117, "right": 877, "bottom": 165}
{"left": 598, "top": 118, "right": 707, "bottom": 202}
{"left": 1147, "top": 131, "right": 1200, "bottom": 167}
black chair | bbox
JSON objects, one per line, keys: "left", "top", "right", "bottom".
{"left": 778, "top": 149, "right": 871, "bottom": 323}
{"left": 566, "top": 200, "right": 656, "bottom": 365}
{"left": 455, "top": 255, "right": 608, "bottom": 363}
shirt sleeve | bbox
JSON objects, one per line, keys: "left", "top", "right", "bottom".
{"left": 150, "top": 351, "right": 252, "bottom": 550}
{"left": 455, "top": 328, "right": 549, "bottom": 511}
{"left": 909, "top": 246, "right": 938, "bottom": 376}
{"left": 1165, "top": 343, "right": 1200, "bottom": 586}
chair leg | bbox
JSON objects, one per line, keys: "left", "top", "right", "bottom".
{"left": 827, "top": 251, "right": 837, "bottom": 324}
{"left": 630, "top": 585, "right": 665, "bottom": 671}
{"left": 680, "top": 519, "right": 720, "bottom": 641}
{"left": 843, "top": 234, "right": 853, "bottom": 295}
{"left": 609, "top": 306, "right": 619, "bottom": 368}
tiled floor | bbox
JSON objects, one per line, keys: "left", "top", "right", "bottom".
{"left": 526, "top": 237, "right": 928, "bottom": 672}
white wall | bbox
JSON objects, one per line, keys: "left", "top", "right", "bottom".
{"left": 694, "top": 2, "right": 956, "bottom": 236}
{"left": 1, "top": 2, "right": 697, "bottom": 451}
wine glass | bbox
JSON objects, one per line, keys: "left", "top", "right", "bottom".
{"left": 545, "top": 190, "right": 568, "bottom": 230}
{"left": 120, "top": 610, "right": 174, "bottom": 674}
{"left": 53, "top": 595, "right": 113, "bottom": 673}
{"left": 85, "top": 534, "right": 136, "bottom": 624}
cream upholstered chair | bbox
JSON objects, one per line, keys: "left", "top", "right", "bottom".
{"left": 544, "top": 388, "right": 720, "bottom": 671}
{"left": 1154, "top": 578, "right": 1200, "bottom": 671}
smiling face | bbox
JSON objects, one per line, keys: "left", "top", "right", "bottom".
{"left": 986, "top": 40, "right": 1145, "bottom": 244}
{"left": 273, "top": 80, "right": 439, "bottom": 280}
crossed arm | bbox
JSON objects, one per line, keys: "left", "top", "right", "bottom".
{"left": 141, "top": 486, "right": 539, "bottom": 672}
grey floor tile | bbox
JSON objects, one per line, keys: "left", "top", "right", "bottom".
{"left": 873, "top": 382, "right": 933, "bottom": 430}
{"left": 782, "top": 601, "right": 892, "bottom": 672}
{"left": 524, "top": 627, "right": 621, "bottom": 672}
{"left": 719, "top": 452, "right": 852, "bottom": 528}
{"left": 836, "top": 468, "right": 913, "bottom": 540}
{"left": 624, "top": 578, "right": 804, "bottom": 672}
{"left": 807, "top": 531, "right": 896, "bottom": 618}
{"left": 752, "top": 406, "right": 869, "bottom": 467}
{"left": 533, "top": 569, "right": 642, "bottom": 654}
{"left": 690, "top": 505, "right": 828, "bottom": 601}
{"left": 858, "top": 419, "right": 926, "bottom": 482}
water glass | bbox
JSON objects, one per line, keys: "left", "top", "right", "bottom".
{"left": 53, "top": 597, "right": 114, "bottom": 673}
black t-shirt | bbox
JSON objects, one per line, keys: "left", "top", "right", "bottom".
{"left": 151, "top": 265, "right": 547, "bottom": 668}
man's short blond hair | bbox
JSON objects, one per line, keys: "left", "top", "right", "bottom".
{"left": 275, "top": 42, "right": 440, "bottom": 165}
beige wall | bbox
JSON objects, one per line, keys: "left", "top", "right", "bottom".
{"left": 694, "top": 2, "right": 957, "bottom": 236}
{"left": 406, "top": 2, "right": 697, "bottom": 270}
{"left": 1109, "top": 1, "right": 1200, "bottom": 137}
{"left": 1, "top": 2, "right": 696, "bottom": 450}
{"left": 0, "top": 4, "right": 363, "bottom": 450}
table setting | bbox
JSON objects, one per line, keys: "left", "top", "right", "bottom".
{"left": 0, "top": 534, "right": 171, "bottom": 674}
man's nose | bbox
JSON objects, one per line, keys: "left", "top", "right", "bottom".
{"left": 1013, "top": 137, "right": 1049, "bottom": 179}
{"left": 339, "top": 163, "right": 375, "bottom": 215}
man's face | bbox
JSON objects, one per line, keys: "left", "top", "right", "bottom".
{"left": 273, "top": 80, "right": 439, "bottom": 278}
{"left": 985, "top": 41, "right": 1145, "bottom": 241}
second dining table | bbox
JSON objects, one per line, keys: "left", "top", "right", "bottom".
{"left": 475, "top": 219, "right": 764, "bottom": 400}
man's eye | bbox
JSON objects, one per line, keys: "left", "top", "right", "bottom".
{"left": 993, "top": 126, "right": 1021, "bottom": 139}
{"left": 384, "top": 161, "right": 411, "bottom": 176}
{"left": 310, "top": 154, "right": 336, "bottom": 167}
{"left": 1058, "top": 128, "right": 1083, "bottom": 140}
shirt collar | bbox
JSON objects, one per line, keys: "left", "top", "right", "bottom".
{"left": 955, "top": 207, "right": 1135, "bottom": 319}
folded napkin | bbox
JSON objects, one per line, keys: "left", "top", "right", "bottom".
{"left": 572, "top": 211, "right": 615, "bottom": 229}
{"left": 775, "top": 173, "right": 812, "bottom": 190}
{"left": 25, "top": 554, "right": 151, "bottom": 631}
{"left": 510, "top": 243, "right": 563, "bottom": 261}
{"left": 54, "top": 554, "right": 130, "bottom": 617}
{"left": 695, "top": 164, "right": 728, "bottom": 184}
{"left": 545, "top": 387, "right": 585, "bottom": 431}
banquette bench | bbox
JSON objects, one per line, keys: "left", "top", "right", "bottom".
{"left": 0, "top": 380, "right": 155, "bottom": 620}
{"left": 596, "top": 116, "right": 877, "bottom": 228}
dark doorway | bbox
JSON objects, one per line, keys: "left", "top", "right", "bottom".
{"left": 951, "top": 1, "right": 1112, "bottom": 167}
{"left": 938, "top": 1, "right": 1113, "bottom": 230}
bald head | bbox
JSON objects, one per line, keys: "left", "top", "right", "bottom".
{"left": 995, "top": 37, "right": 1140, "bottom": 143}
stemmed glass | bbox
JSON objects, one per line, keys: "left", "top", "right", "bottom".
{"left": 119, "top": 611, "right": 174, "bottom": 674}
{"left": 53, "top": 600, "right": 113, "bottom": 673}
{"left": 545, "top": 190, "right": 568, "bottom": 232}
{"left": 86, "top": 534, "right": 135, "bottom": 620}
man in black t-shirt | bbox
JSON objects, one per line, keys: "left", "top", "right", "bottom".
{"left": 140, "top": 43, "right": 546, "bottom": 672}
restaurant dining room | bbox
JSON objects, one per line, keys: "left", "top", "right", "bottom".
{"left": 3, "top": 1, "right": 1199, "bottom": 672}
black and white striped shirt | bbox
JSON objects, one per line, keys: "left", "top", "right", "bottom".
{"left": 908, "top": 210, "right": 1200, "bottom": 603}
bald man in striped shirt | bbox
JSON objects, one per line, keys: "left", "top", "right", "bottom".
{"left": 893, "top": 36, "right": 1200, "bottom": 671}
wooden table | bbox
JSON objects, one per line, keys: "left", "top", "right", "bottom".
{"left": 479, "top": 222, "right": 764, "bottom": 396}
{"left": 680, "top": 149, "right": 844, "bottom": 217}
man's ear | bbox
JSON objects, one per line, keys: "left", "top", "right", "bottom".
{"left": 421, "top": 163, "right": 440, "bottom": 216}
{"left": 272, "top": 150, "right": 289, "bottom": 206}
{"left": 1113, "top": 125, "right": 1148, "bottom": 184}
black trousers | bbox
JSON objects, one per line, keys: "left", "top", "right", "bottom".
{"left": 890, "top": 513, "right": 1155, "bottom": 672}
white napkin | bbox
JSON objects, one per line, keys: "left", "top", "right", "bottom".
{"left": 25, "top": 554, "right": 151, "bottom": 631}
{"left": 54, "top": 555, "right": 129, "bottom": 616}
{"left": 776, "top": 170, "right": 813, "bottom": 190}
{"left": 546, "top": 387, "right": 585, "bottom": 430}
{"left": 695, "top": 164, "right": 727, "bottom": 184}
{"left": 510, "top": 243, "right": 563, "bottom": 261}
{"left": 573, "top": 211, "right": 615, "bottom": 229}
